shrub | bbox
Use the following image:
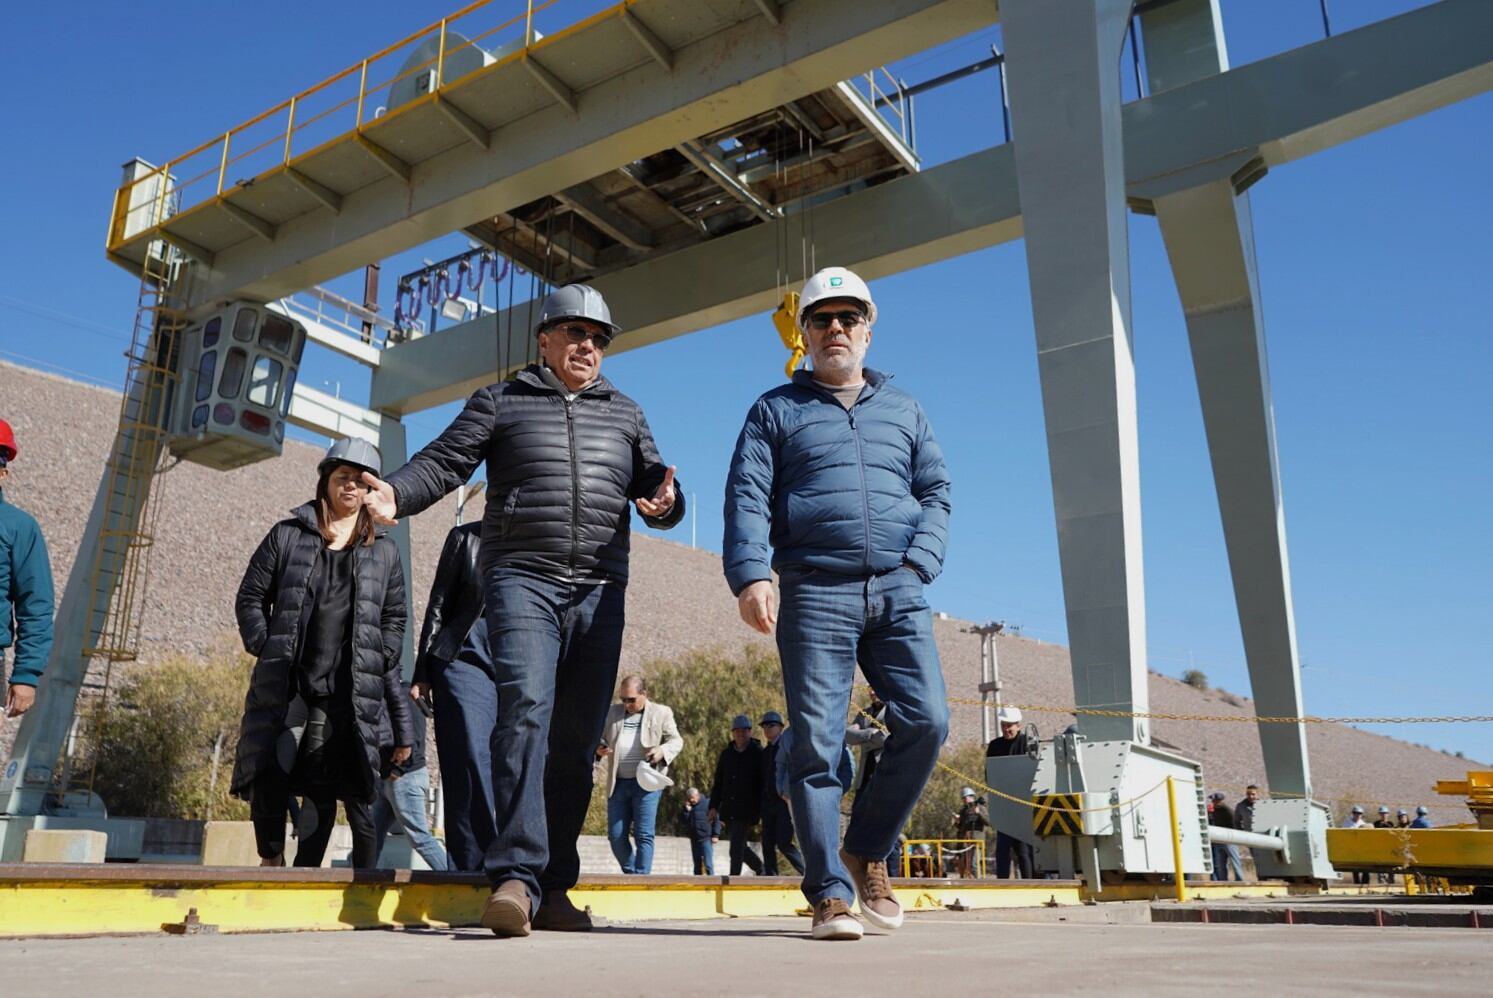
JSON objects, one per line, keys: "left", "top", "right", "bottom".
{"left": 1182, "top": 669, "right": 1209, "bottom": 690}
{"left": 88, "top": 652, "right": 253, "bottom": 820}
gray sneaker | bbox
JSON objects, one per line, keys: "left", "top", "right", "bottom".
{"left": 840, "top": 849, "right": 904, "bottom": 930}
{"left": 810, "top": 897, "right": 864, "bottom": 940}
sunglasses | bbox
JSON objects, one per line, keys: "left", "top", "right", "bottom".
{"left": 621, "top": 696, "right": 641, "bottom": 704}
{"left": 807, "top": 310, "right": 866, "bottom": 331}
{"left": 549, "top": 323, "right": 613, "bottom": 350}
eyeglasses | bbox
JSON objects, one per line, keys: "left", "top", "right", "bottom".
{"left": 550, "top": 323, "right": 613, "bottom": 350}
{"left": 807, "top": 310, "right": 866, "bottom": 331}
{"left": 621, "top": 696, "right": 641, "bottom": 704}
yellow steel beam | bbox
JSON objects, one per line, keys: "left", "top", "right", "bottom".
{"left": 1327, "top": 827, "right": 1493, "bottom": 872}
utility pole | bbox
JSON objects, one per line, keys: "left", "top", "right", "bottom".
{"left": 966, "top": 621, "right": 1005, "bottom": 744}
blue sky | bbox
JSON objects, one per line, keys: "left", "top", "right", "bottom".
{"left": 1, "top": 1, "right": 1487, "bottom": 762}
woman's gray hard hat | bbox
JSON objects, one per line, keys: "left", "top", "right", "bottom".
{"left": 318, "top": 437, "right": 383, "bottom": 477}
{"left": 535, "top": 283, "right": 620, "bottom": 335}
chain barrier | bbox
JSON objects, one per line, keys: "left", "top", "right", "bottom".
{"left": 938, "top": 692, "right": 1493, "bottom": 726}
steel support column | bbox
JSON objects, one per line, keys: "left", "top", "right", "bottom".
{"left": 1141, "top": 0, "right": 1313, "bottom": 797}
{"left": 1003, "top": 0, "right": 1149, "bottom": 744}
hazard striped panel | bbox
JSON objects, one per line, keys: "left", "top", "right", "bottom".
{"left": 1033, "top": 794, "right": 1083, "bottom": 836}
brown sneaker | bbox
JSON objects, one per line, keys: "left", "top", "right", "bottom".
{"left": 480, "top": 880, "right": 533, "bottom": 938}
{"left": 532, "top": 890, "right": 593, "bottom": 931}
{"left": 840, "top": 849, "right": 904, "bottom": 930}
{"left": 810, "top": 897, "right": 863, "bottom": 940}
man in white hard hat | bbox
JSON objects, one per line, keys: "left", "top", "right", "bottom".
{"left": 985, "top": 706, "right": 1037, "bottom": 878}
{"left": 361, "top": 284, "right": 685, "bottom": 937}
{"left": 596, "top": 675, "right": 683, "bottom": 875}
{"left": 724, "top": 266, "right": 952, "bottom": 940}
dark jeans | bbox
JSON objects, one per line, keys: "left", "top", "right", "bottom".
{"left": 481, "top": 568, "right": 625, "bottom": 911}
{"left": 690, "top": 836, "right": 715, "bottom": 875}
{"left": 777, "top": 565, "right": 949, "bottom": 905}
{"left": 251, "top": 765, "right": 377, "bottom": 868}
{"left": 726, "top": 817, "right": 763, "bottom": 875}
{"left": 433, "top": 618, "right": 499, "bottom": 872}
{"left": 760, "top": 797, "right": 804, "bottom": 876}
{"left": 995, "top": 831, "right": 1035, "bottom": 878}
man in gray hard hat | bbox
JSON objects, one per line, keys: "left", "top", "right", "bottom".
{"left": 361, "top": 284, "right": 685, "bottom": 937}
{"left": 724, "top": 266, "right": 951, "bottom": 940}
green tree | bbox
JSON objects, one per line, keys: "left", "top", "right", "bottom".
{"left": 89, "top": 652, "right": 253, "bottom": 820}
{"left": 1182, "top": 669, "right": 1209, "bottom": 690}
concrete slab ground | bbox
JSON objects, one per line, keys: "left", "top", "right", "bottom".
{"left": 3, "top": 909, "right": 1490, "bottom": 997}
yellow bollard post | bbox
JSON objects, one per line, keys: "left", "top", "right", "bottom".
{"left": 1166, "top": 776, "right": 1186, "bottom": 902}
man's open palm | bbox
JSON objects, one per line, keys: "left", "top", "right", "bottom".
{"left": 361, "top": 471, "right": 398, "bottom": 524}
{"left": 635, "top": 465, "right": 677, "bottom": 518}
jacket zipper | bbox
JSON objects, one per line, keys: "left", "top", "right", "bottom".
{"left": 848, "top": 405, "right": 872, "bottom": 576}
{"left": 565, "top": 396, "right": 579, "bottom": 579}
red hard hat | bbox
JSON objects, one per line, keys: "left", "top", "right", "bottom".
{"left": 0, "top": 418, "right": 16, "bottom": 462}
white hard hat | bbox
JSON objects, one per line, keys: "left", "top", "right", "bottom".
{"left": 797, "top": 267, "right": 877, "bottom": 330}
{"left": 635, "top": 760, "right": 674, "bottom": 792}
{"left": 997, "top": 706, "right": 1023, "bottom": 725}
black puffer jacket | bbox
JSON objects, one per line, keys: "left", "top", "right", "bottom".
{"left": 385, "top": 365, "right": 684, "bottom": 585}
{"left": 709, "top": 740, "right": 765, "bottom": 825}
{"left": 230, "top": 503, "right": 414, "bottom": 802}
{"left": 413, "top": 522, "right": 483, "bottom": 687}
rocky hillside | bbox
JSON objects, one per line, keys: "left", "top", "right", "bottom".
{"left": 0, "top": 361, "right": 1476, "bottom": 822}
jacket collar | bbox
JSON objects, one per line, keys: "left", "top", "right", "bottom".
{"left": 516, "top": 362, "right": 615, "bottom": 399}
{"left": 290, "top": 500, "right": 388, "bottom": 539}
{"left": 791, "top": 366, "right": 889, "bottom": 404}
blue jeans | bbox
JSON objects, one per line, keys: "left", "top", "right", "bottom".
{"left": 776, "top": 565, "right": 949, "bottom": 905}
{"left": 433, "top": 619, "right": 499, "bottom": 872}
{"left": 691, "top": 836, "right": 715, "bottom": 875}
{"left": 372, "top": 766, "right": 449, "bottom": 871}
{"left": 482, "top": 568, "right": 625, "bottom": 911}
{"left": 607, "top": 776, "right": 661, "bottom": 874}
{"left": 1211, "top": 842, "right": 1244, "bottom": 881}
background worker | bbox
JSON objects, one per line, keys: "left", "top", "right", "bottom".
{"left": 412, "top": 520, "right": 496, "bottom": 872}
{"left": 0, "top": 417, "right": 53, "bottom": 719}
{"left": 1208, "top": 792, "right": 1243, "bottom": 882}
{"left": 1410, "top": 806, "right": 1432, "bottom": 829}
{"left": 683, "top": 787, "right": 721, "bottom": 875}
{"left": 951, "top": 788, "right": 989, "bottom": 878}
{"left": 984, "top": 706, "right": 1035, "bottom": 878}
{"left": 1372, "top": 806, "right": 1396, "bottom": 884}
{"left": 371, "top": 680, "right": 449, "bottom": 871}
{"left": 597, "top": 675, "right": 684, "bottom": 875}
{"left": 758, "top": 710, "right": 805, "bottom": 876}
{"left": 360, "top": 284, "right": 685, "bottom": 936}
{"left": 708, "top": 714, "right": 765, "bottom": 875}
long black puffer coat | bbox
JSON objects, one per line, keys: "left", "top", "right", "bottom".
{"left": 385, "top": 364, "right": 684, "bottom": 585}
{"left": 230, "top": 502, "right": 414, "bottom": 802}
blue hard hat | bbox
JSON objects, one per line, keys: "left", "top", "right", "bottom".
{"left": 760, "top": 710, "right": 785, "bottom": 727}
{"left": 731, "top": 714, "right": 752, "bottom": 730}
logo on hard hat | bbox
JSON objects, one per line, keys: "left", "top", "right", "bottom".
{"left": 828, "top": 276, "right": 843, "bottom": 287}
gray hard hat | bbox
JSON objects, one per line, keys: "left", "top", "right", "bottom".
{"left": 760, "top": 710, "right": 785, "bottom": 727}
{"left": 535, "top": 283, "right": 620, "bottom": 335}
{"left": 1416, "top": 806, "right": 1428, "bottom": 815}
{"left": 318, "top": 437, "right": 382, "bottom": 477}
{"left": 731, "top": 714, "right": 752, "bottom": 730}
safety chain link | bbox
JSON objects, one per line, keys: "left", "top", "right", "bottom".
{"left": 941, "top": 694, "right": 1493, "bottom": 726}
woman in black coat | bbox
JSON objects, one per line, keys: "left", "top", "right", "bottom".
{"left": 231, "top": 438, "right": 415, "bottom": 868}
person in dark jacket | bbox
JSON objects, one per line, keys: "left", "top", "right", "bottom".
{"left": 411, "top": 521, "right": 497, "bottom": 872}
{"left": 683, "top": 787, "right": 721, "bottom": 875}
{"left": 232, "top": 438, "right": 414, "bottom": 869}
{"left": 724, "top": 267, "right": 951, "bottom": 941}
{"left": 984, "top": 707, "right": 1036, "bottom": 878}
{"left": 359, "top": 284, "right": 684, "bottom": 937}
{"left": 1207, "top": 792, "right": 1243, "bottom": 881}
{"left": 708, "top": 715, "right": 765, "bottom": 876}
{"left": 0, "top": 418, "right": 53, "bottom": 718}
{"left": 758, "top": 710, "right": 804, "bottom": 876}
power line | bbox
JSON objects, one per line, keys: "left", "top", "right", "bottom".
{"left": 0, "top": 294, "right": 132, "bottom": 343}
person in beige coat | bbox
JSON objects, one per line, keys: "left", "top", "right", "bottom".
{"left": 595, "top": 675, "right": 684, "bottom": 873}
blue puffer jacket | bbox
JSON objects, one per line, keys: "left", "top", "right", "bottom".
{"left": 0, "top": 489, "right": 55, "bottom": 686}
{"left": 723, "top": 369, "right": 951, "bottom": 595}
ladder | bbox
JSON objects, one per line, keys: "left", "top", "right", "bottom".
{"left": 51, "top": 238, "right": 189, "bottom": 806}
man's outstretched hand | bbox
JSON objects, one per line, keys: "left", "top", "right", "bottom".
{"left": 737, "top": 580, "right": 777, "bottom": 635}
{"left": 635, "top": 466, "right": 677, "bottom": 518}
{"left": 360, "top": 471, "right": 398, "bottom": 525}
